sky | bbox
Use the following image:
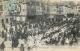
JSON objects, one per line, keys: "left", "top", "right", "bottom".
{"left": 50, "top": 0, "right": 80, "bottom": 2}
{"left": 50, "top": 0, "right": 80, "bottom": 4}
{"left": 9, "top": 0, "right": 80, "bottom": 4}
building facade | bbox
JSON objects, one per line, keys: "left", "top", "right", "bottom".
{"left": 15, "top": 3, "right": 27, "bottom": 22}
{"left": 57, "top": 6, "right": 74, "bottom": 17}
{"left": 2, "top": 0, "right": 27, "bottom": 26}
{"left": 0, "top": 0, "right": 3, "bottom": 30}
{"left": 74, "top": 5, "right": 80, "bottom": 15}
{"left": 49, "top": 3, "right": 57, "bottom": 18}
{"left": 0, "top": 0, "right": 8, "bottom": 29}
{"left": 27, "top": 0, "right": 43, "bottom": 19}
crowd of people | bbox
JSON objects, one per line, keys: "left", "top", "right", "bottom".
{"left": 0, "top": 16, "right": 80, "bottom": 51}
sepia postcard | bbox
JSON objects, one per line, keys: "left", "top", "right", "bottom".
{"left": 0, "top": 0, "right": 80, "bottom": 51}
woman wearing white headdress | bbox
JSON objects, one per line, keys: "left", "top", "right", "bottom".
{"left": 65, "top": 37, "right": 69, "bottom": 45}
{"left": 27, "top": 34, "right": 34, "bottom": 50}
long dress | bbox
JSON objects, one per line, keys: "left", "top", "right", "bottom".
{"left": 27, "top": 36, "right": 34, "bottom": 48}
{"left": 4, "top": 34, "right": 7, "bottom": 41}
{"left": 65, "top": 38, "right": 69, "bottom": 44}
{"left": 1, "top": 42, "right": 5, "bottom": 50}
{"left": 2, "top": 30, "right": 4, "bottom": 38}
{"left": 35, "top": 35, "right": 41, "bottom": 47}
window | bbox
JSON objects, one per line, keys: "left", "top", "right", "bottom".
{"left": 23, "top": 0, "right": 24, "bottom": 2}
{"left": 58, "top": 11, "right": 61, "bottom": 14}
{"left": 10, "top": 18, "right": 13, "bottom": 23}
{"left": 78, "top": 10, "right": 80, "bottom": 12}
{"left": 10, "top": 18, "right": 12, "bottom": 21}
{"left": 23, "top": 9, "right": 25, "bottom": 12}
{"left": 0, "top": 0, "right": 1, "bottom": 1}
{"left": 6, "top": 19, "right": 8, "bottom": 23}
{"left": 0, "top": 5, "right": 3, "bottom": 11}
{"left": 76, "top": 10, "right": 77, "bottom": 11}
{"left": 0, "top": 12, "right": 2, "bottom": 16}
{"left": 2, "top": 19, "right": 4, "bottom": 23}
{"left": 3, "top": 0, "right": 9, "bottom": 1}
{"left": 54, "top": 9, "right": 56, "bottom": 11}
{"left": 79, "top": 7, "right": 80, "bottom": 9}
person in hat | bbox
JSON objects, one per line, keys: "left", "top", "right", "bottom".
{"left": 0, "top": 41, "right": 5, "bottom": 50}
{"left": 20, "top": 44, "right": 24, "bottom": 51}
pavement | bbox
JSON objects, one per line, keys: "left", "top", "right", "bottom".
{"left": 0, "top": 36, "right": 80, "bottom": 51}
{"left": 0, "top": 24, "right": 80, "bottom": 51}
{"left": 3, "top": 45, "right": 80, "bottom": 51}
{"left": 0, "top": 37, "right": 4, "bottom": 45}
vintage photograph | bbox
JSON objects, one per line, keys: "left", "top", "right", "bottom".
{"left": 0, "top": 0, "right": 80, "bottom": 51}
